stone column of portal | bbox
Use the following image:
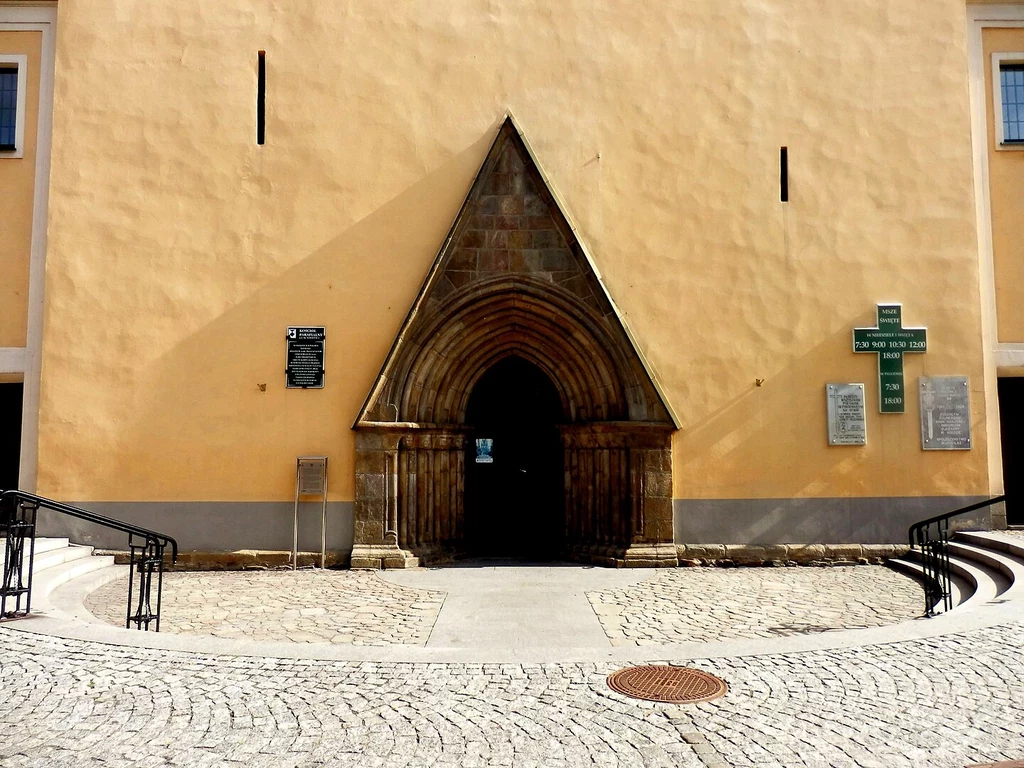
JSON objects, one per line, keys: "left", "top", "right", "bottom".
{"left": 619, "top": 433, "right": 677, "bottom": 568}
{"left": 351, "top": 430, "right": 411, "bottom": 568}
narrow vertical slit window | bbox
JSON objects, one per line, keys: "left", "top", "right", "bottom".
{"left": 257, "top": 50, "right": 266, "bottom": 145}
{"left": 0, "top": 66, "right": 18, "bottom": 151}
{"left": 1001, "top": 64, "right": 1024, "bottom": 143}
{"left": 779, "top": 146, "right": 789, "bottom": 202}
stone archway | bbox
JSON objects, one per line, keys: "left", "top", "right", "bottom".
{"left": 352, "top": 117, "right": 677, "bottom": 568}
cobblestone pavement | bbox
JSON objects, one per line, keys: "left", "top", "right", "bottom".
{"left": 84, "top": 565, "right": 924, "bottom": 647}
{"left": 84, "top": 570, "right": 445, "bottom": 645}
{"left": 1, "top": 623, "right": 1023, "bottom": 767}
{"left": 587, "top": 567, "right": 923, "bottom": 645}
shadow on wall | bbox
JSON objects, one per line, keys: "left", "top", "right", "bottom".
{"left": 62, "top": 131, "right": 500, "bottom": 552}
{"left": 673, "top": 314, "right": 990, "bottom": 544}
{"left": 45, "top": 113, "right": 990, "bottom": 551}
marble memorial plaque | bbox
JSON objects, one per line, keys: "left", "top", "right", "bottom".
{"left": 827, "top": 383, "right": 867, "bottom": 446}
{"left": 920, "top": 376, "right": 971, "bottom": 450}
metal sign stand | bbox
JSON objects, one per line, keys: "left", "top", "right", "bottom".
{"left": 292, "top": 456, "right": 328, "bottom": 569}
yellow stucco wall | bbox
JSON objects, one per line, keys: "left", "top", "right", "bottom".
{"left": 983, "top": 27, "right": 1024, "bottom": 344}
{"left": 0, "top": 30, "right": 40, "bottom": 349}
{"left": 38, "top": 0, "right": 990, "bottom": 502}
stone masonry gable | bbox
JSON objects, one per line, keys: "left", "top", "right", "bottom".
{"left": 356, "top": 116, "right": 675, "bottom": 429}
{"left": 427, "top": 133, "right": 608, "bottom": 319}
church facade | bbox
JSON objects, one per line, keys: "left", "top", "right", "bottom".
{"left": 1, "top": 1, "right": 1021, "bottom": 565}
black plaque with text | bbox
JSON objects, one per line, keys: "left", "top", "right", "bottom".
{"left": 286, "top": 327, "right": 325, "bottom": 389}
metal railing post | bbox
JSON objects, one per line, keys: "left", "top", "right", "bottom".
{"left": 127, "top": 536, "right": 165, "bottom": 631}
{"left": 909, "top": 495, "right": 1006, "bottom": 617}
{"left": 1, "top": 498, "right": 37, "bottom": 619}
{"left": 155, "top": 542, "right": 165, "bottom": 633}
{"left": 0, "top": 490, "right": 176, "bottom": 631}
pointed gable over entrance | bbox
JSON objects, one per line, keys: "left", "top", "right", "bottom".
{"left": 357, "top": 117, "right": 676, "bottom": 429}
{"left": 352, "top": 117, "right": 677, "bottom": 569}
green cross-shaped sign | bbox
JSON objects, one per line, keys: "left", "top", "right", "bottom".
{"left": 853, "top": 304, "right": 927, "bottom": 413}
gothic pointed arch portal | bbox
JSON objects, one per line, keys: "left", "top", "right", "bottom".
{"left": 352, "top": 117, "right": 678, "bottom": 568}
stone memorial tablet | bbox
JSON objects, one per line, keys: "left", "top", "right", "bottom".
{"left": 919, "top": 376, "right": 971, "bottom": 450}
{"left": 286, "top": 326, "right": 325, "bottom": 389}
{"left": 827, "top": 383, "right": 867, "bottom": 446}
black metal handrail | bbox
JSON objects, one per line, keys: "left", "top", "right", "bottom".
{"left": 0, "top": 490, "right": 178, "bottom": 631}
{"left": 908, "top": 495, "right": 1006, "bottom": 617}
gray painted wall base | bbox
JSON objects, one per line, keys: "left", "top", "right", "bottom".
{"left": 674, "top": 496, "right": 992, "bottom": 545}
{"left": 34, "top": 496, "right": 992, "bottom": 556}
{"left": 37, "top": 502, "right": 354, "bottom": 552}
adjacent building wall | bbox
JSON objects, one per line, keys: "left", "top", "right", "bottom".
{"left": 983, "top": 27, "right": 1024, "bottom": 345}
{"left": 0, "top": 30, "right": 40, "bottom": 350}
{"left": 0, "top": 5, "right": 56, "bottom": 493}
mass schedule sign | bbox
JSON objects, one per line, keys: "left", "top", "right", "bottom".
{"left": 286, "top": 327, "right": 326, "bottom": 389}
{"left": 853, "top": 304, "right": 927, "bottom": 413}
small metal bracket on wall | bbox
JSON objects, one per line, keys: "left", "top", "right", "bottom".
{"left": 293, "top": 456, "right": 328, "bottom": 569}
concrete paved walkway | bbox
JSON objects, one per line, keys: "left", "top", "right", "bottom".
{"left": 381, "top": 563, "right": 649, "bottom": 648}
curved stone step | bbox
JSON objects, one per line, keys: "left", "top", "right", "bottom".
{"left": 947, "top": 540, "right": 1024, "bottom": 599}
{"left": 45, "top": 563, "right": 128, "bottom": 624}
{"left": 2, "top": 537, "right": 145, "bottom": 626}
{"left": 901, "top": 547, "right": 1001, "bottom": 613}
{"left": 954, "top": 530, "right": 1024, "bottom": 560}
{"left": 28, "top": 552, "right": 116, "bottom": 603}
{"left": 887, "top": 556, "right": 967, "bottom": 613}
{"left": 4, "top": 542, "right": 108, "bottom": 611}
{"left": 0, "top": 537, "right": 71, "bottom": 568}
{"left": 9, "top": 537, "right": 70, "bottom": 555}
{"left": 23, "top": 543, "right": 97, "bottom": 574}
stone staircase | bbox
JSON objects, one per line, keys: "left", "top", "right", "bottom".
{"left": 887, "top": 531, "right": 1024, "bottom": 614}
{"left": 1, "top": 537, "right": 116, "bottom": 614}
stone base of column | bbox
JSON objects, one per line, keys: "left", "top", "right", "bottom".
{"left": 616, "top": 542, "right": 678, "bottom": 568}
{"left": 349, "top": 544, "right": 420, "bottom": 569}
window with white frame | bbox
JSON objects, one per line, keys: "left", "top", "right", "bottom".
{"left": 1003, "top": 64, "right": 1024, "bottom": 142}
{"left": 993, "top": 53, "right": 1024, "bottom": 149}
{"left": 0, "top": 54, "right": 26, "bottom": 157}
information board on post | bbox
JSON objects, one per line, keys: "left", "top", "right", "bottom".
{"left": 286, "top": 327, "right": 326, "bottom": 389}
{"left": 293, "top": 455, "right": 328, "bottom": 569}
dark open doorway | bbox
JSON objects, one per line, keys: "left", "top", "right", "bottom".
{"left": 0, "top": 383, "right": 23, "bottom": 492}
{"left": 999, "top": 377, "right": 1023, "bottom": 526}
{"left": 464, "top": 356, "right": 564, "bottom": 559}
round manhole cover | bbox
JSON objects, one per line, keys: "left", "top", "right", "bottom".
{"left": 607, "top": 665, "right": 728, "bottom": 704}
